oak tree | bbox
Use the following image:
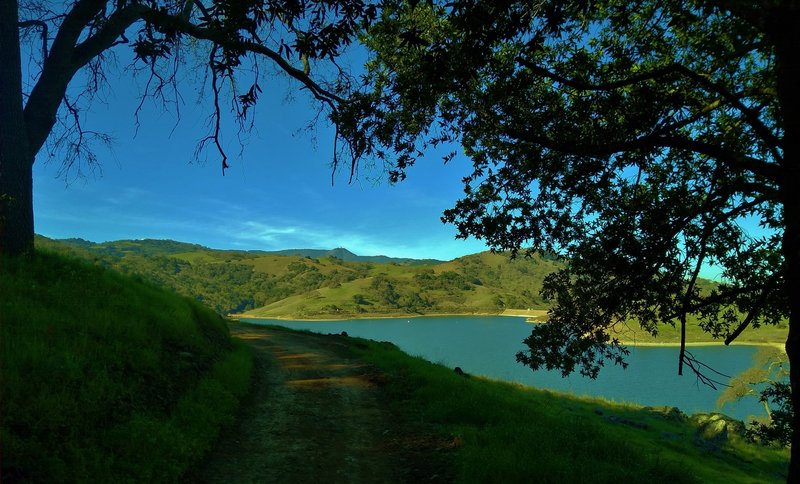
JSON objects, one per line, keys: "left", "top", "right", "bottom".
{"left": 350, "top": 0, "right": 799, "bottom": 477}
{"left": 0, "top": 0, "right": 378, "bottom": 255}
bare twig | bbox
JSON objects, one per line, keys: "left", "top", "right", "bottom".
{"left": 18, "top": 19, "right": 48, "bottom": 58}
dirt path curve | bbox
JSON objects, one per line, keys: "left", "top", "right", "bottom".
{"left": 190, "top": 324, "right": 449, "bottom": 483}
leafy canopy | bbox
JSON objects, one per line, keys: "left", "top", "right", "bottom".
{"left": 346, "top": 0, "right": 786, "bottom": 382}
{"left": 15, "top": 0, "right": 379, "bottom": 180}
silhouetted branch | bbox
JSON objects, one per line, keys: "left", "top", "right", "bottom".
{"left": 502, "top": 126, "right": 782, "bottom": 183}
{"left": 682, "top": 350, "right": 731, "bottom": 390}
{"left": 516, "top": 55, "right": 781, "bottom": 161}
{"left": 18, "top": 19, "right": 48, "bottom": 58}
{"left": 724, "top": 271, "right": 783, "bottom": 345}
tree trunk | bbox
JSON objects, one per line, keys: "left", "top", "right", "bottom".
{"left": 771, "top": 5, "right": 800, "bottom": 482}
{"left": 786, "top": 233, "right": 800, "bottom": 481}
{"left": 0, "top": 0, "right": 33, "bottom": 256}
{"left": 784, "top": 171, "right": 800, "bottom": 481}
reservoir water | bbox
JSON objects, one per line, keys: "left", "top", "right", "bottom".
{"left": 242, "top": 315, "right": 769, "bottom": 421}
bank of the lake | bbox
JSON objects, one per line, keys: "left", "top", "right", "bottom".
{"left": 241, "top": 315, "right": 781, "bottom": 421}
{"left": 617, "top": 340, "right": 787, "bottom": 351}
{"left": 235, "top": 308, "right": 786, "bottom": 347}
{"left": 232, "top": 308, "right": 548, "bottom": 322}
{"left": 226, "top": 322, "right": 789, "bottom": 483}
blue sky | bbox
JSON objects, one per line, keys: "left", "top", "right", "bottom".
{"left": 32, "top": 54, "right": 489, "bottom": 261}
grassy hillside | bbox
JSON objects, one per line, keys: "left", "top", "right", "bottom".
{"left": 38, "top": 237, "right": 787, "bottom": 345}
{"left": 38, "top": 237, "right": 561, "bottom": 318}
{"left": 257, "top": 324, "right": 789, "bottom": 482}
{"left": 0, "top": 250, "right": 252, "bottom": 482}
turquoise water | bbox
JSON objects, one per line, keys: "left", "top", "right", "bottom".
{"left": 243, "top": 315, "right": 768, "bottom": 421}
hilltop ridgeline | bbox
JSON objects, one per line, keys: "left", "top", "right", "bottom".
{"left": 36, "top": 236, "right": 561, "bottom": 318}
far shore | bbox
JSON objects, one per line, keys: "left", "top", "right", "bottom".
{"left": 229, "top": 310, "right": 785, "bottom": 349}
{"left": 618, "top": 340, "right": 786, "bottom": 350}
{"left": 229, "top": 308, "right": 549, "bottom": 323}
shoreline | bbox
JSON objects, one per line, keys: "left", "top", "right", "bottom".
{"left": 230, "top": 312, "right": 785, "bottom": 349}
{"left": 618, "top": 340, "right": 786, "bottom": 350}
{"left": 229, "top": 309, "right": 549, "bottom": 322}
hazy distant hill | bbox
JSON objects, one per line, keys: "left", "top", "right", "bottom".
{"left": 37, "top": 236, "right": 561, "bottom": 318}
{"left": 263, "top": 247, "right": 444, "bottom": 265}
{"left": 54, "top": 238, "right": 208, "bottom": 257}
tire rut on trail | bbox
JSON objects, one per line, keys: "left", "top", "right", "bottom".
{"left": 190, "top": 324, "right": 451, "bottom": 483}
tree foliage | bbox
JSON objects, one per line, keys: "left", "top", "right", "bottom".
{"left": 720, "top": 347, "right": 792, "bottom": 446}
{"left": 353, "top": 0, "right": 791, "bottom": 380}
{"left": 20, "top": 0, "right": 376, "bottom": 169}
{"left": 1, "top": 0, "right": 381, "bottom": 254}
{"left": 350, "top": 0, "right": 799, "bottom": 474}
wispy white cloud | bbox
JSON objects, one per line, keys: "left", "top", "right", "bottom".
{"left": 238, "top": 221, "right": 300, "bottom": 242}
{"left": 226, "top": 218, "right": 487, "bottom": 260}
{"left": 34, "top": 172, "right": 488, "bottom": 260}
{"left": 103, "top": 187, "right": 152, "bottom": 206}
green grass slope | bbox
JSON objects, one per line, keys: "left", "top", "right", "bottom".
{"left": 38, "top": 237, "right": 563, "bottom": 317}
{"left": 38, "top": 237, "right": 787, "bottom": 345}
{"left": 241, "top": 251, "right": 563, "bottom": 319}
{"left": 329, "top": 325, "right": 788, "bottom": 482}
{"left": 0, "top": 250, "right": 252, "bottom": 482}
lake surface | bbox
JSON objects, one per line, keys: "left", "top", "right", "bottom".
{"left": 242, "top": 315, "right": 767, "bottom": 421}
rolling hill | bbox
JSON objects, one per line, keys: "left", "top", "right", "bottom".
{"left": 261, "top": 247, "right": 444, "bottom": 265}
{"left": 36, "top": 236, "right": 560, "bottom": 318}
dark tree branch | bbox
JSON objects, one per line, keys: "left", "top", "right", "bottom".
{"left": 665, "top": 280, "right": 780, "bottom": 318}
{"left": 141, "top": 8, "right": 347, "bottom": 108}
{"left": 210, "top": 49, "right": 228, "bottom": 175}
{"left": 53, "top": 93, "right": 112, "bottom": 180}
{"left": 73, "top": 5, "right": 144, "bottom": 67}
{"left": 651, "top": 99, "right": 724, "bottom": 137}
{"left": 47, "top": 0, "right": 106, "bottom": 57}
{"left": 516, "top": 57, "right": 782, "bottom": 159}
{"left": 674, "top": 64, "right": 783, "bottom": 158}
{"left": 724, "top": 271, "right": 784, "bottom": 345}
{"left": 24, "top": 1, "right": 351, "bottom": 169}
{"left": 503, "top": 126, "right": 783, "bottom": 182}
{"left": 18, "top": 19, "right": 48, "bottom": 58}
{"left": 24, "top": 0, "right": 129, "bottom": 158}
{"left": 516, "top": 57, "right": 685, "bottom": 91}
{"left": 681, "top": 350, "right": 731, "bottom": 390}
{"left": 193, "top": 45, "right": 230, "bottom": 175}
{"left": 191, "top": 0, "right": 212, "bottom": 20}
{"left": 678, "top": 218, "right": 712, "bottom": 376}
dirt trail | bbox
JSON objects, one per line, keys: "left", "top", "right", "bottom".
{"left": 190, "top": 324, "right": 450, "bottom": 483}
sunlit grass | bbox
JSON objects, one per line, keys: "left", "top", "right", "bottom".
{"left": 346, "top": 332, "right": 789, "bottom": 483}
{"left": 609, "top": 313, "right": 788, "bottom": 347}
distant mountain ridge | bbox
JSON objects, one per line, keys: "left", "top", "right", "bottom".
{"left": 51, "top": 238, "right": 444, "bottom": 266}
{"left": 262, "top": 247, "right": 445, "bottom": 266}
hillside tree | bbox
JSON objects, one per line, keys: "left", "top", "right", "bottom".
{"left": 349, "top": 0, "right": 800, "bottom": 477}
{"left": 0, "top": 0, "right": 380, "bottom": 255}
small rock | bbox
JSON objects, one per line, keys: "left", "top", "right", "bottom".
{"left": 691, "top": 413, "right": 745, "bottom": 451}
